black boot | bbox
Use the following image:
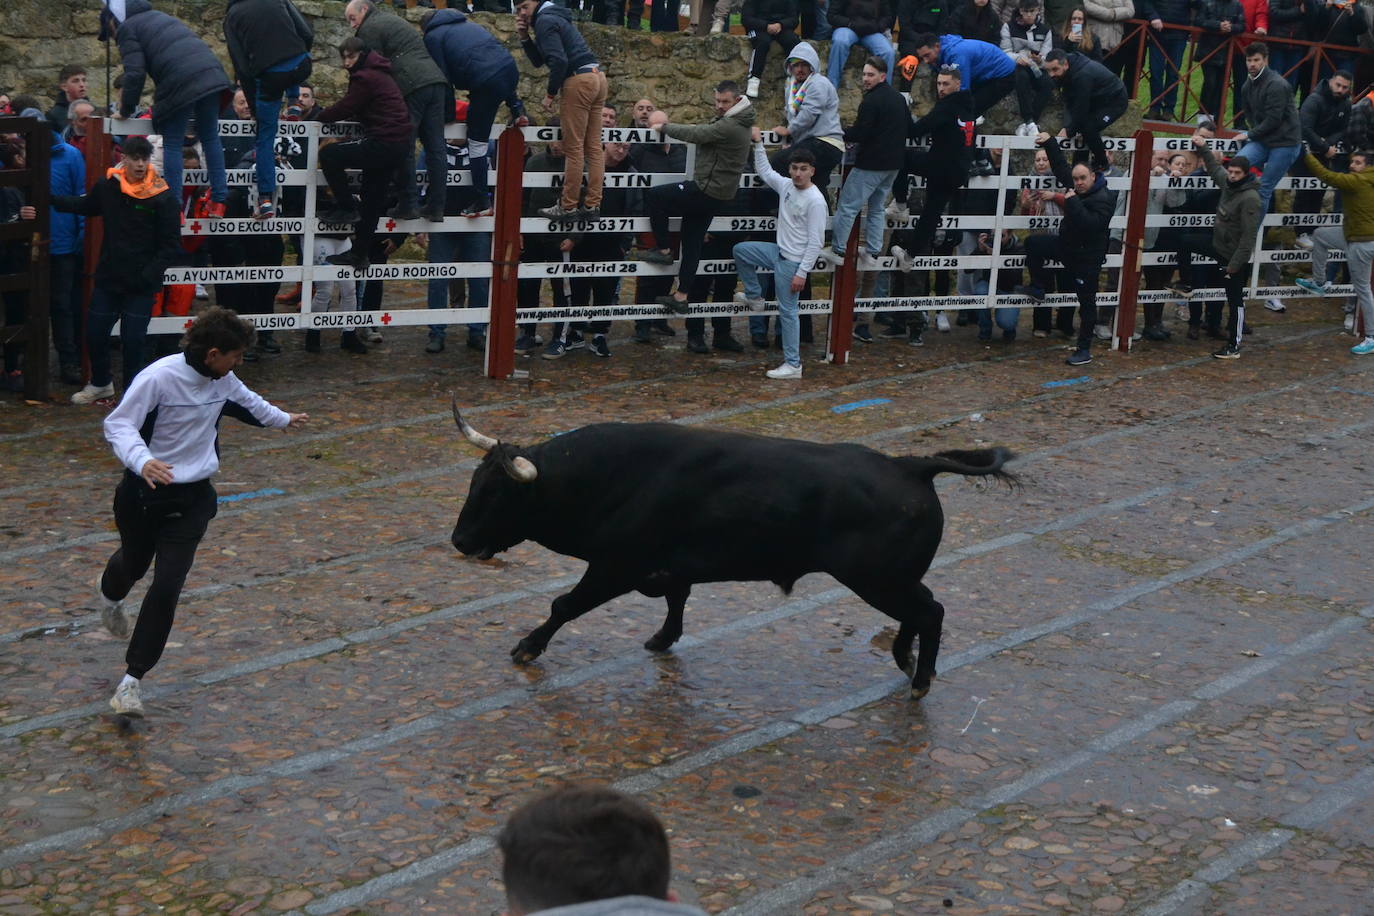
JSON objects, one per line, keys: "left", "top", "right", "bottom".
{"left": 340, "top": 330, "right": 368, "bottom": 354}
{"left": 304, "top": 330, "right": 321, "bottom": 353}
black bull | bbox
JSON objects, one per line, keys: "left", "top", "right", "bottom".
{"left": 450, "top": 404, "right": 1016, "bottom": 699}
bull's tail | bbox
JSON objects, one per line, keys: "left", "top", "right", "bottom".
{"left": 901, "top": 447, "right": 1018, "bottom": 487}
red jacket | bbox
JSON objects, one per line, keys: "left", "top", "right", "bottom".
{"left": 318, "top": 50, "right": 412, "bottom": 145}
{"left": 1238, "top": 0, "right": 1269, "bottom": 34}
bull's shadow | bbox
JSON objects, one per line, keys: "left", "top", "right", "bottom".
{"left": 449, "top": 400, "right": 1016, "bottom": 700}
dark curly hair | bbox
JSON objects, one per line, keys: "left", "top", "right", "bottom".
{"left": 182, "top": 306, "right": 256, "bottom": 360}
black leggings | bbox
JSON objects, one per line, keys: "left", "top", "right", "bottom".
{"left": 648, "top": 181, "right": 726, "bottom": 291}
{"left": 104, "top": 473, "right": 217, "bottom": 679}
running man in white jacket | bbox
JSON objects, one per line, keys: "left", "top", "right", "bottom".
{"left": 733, "top": 126, "right": 829, "bottom": 379}
{"left": 96, "top": 307, "right": 308, "bottom": 718}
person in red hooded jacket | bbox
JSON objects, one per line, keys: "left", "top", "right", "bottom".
{"left": 315, "top": 37, "right": 412, "bottom": 271}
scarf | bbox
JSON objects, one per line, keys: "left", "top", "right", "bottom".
{"left": 107, "top": 162, "right": 168, "bottom": 199}
{"left": 786, "top": 75, "right": 811, "bottom": 120}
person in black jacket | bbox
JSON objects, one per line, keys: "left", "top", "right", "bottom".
{"left": 52, "top": 135, "right": 182, "bottom": 403}
{"left": 822, "top": 57, "right": 908, "bottom": 267}
{"left": 1292, "top": 70, "right": 1352, "bottom": 247}
{"left": 1015, "top": 132, "right": 1116, "bottom": 365}
{"left": 102, "top": 0, "right": 231, "bottom": 217}
{"left": 891, "top": 63, "right": 976, "bottom": 255}
{"left": 944, "top": 0, "right": 1002, "bottom": 43}
{"left": 1309, "top": 0, "right": 1369, "bottom": 77}
{"left": 827, "top": 0, "right": 898, "bottom": 88}
{"left": 895, "top": 0, "right": 948, "bottom": 90}
{"left": 743, "top": 0, "right": 802, "bottom": 98}
{"left": 1044, "top": 48, "right": 1127, "bottom": 171}
{"left": 1194, "top": 0, "right": 1244, "bottom": 124}
{"left": 1142, "top": 0, "right": 1190, "bottom": 121}
{"left": 223, "top": 0, "right": 314, "bottom": 220}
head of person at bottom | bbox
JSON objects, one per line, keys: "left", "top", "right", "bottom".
{"left": 498, "top": 785, "right": 704, "bottom": 915}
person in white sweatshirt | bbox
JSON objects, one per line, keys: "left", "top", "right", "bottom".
{"left": 95, "top": 307, "right": 308, "bottom": 718}
{"left": 732, "top": 125, "right": 829, "bottom": 379}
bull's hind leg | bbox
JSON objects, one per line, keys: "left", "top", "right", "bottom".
{"left": 845, "top": 579, "right": 945, "bottom": 700}
{"left": 644, "top": 583, "right": 690, "bottom": 652}
{"left": 511, "top": 566, "right": 632, "bottom": 663}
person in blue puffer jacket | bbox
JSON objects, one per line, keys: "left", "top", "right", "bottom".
{"left": 48, "top": 122, "right": 87, "bottom": 386}
{"left": 422, "top": 7, "right": 527, "bottom": 217}
{"left": 912, "top": 31, "right": 1017, "bottom": 114}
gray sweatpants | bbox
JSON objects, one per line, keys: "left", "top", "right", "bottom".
{"left": 1309, "top": 226, "right": 1374, "bottom": 335}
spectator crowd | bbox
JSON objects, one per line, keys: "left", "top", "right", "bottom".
{"left": 1, "top": 0, "right": 1371, "bottom": 399}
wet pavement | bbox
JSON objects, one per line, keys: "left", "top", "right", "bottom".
{"left": 1, "top": 291, "right": 1372, "bottom": 915}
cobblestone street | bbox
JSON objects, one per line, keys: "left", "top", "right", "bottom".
{"left": 2, "top": 295, "right": 1371, "bottom": 915}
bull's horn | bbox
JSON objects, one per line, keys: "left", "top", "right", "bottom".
{"left": 452, "top": 397, "right": 498, "bottom": 451}
{"left": 500, "top": 450, "right": 539, "bottom": 483}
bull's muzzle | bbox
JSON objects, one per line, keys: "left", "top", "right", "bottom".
{"left": 452, "top": 397, "right": 538, "bottom": 483}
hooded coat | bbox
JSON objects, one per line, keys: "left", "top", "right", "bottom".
{"left": 1043, "top": 137, "right": 1115, "bottom": 262}
{"left": 662, "top": 97, "right": 757, "bottom": 201}
{"left": 49, "top": 129, "right": 86, "bottom": 257}
{"left": 223, "top": 0, "right": 314, "bottom": 86}
{"left": 1305, "top": 153, "right": 1374, "bottom": 243}
{"left": 317, "top": 51, "right": 413, "bottom": 145}
{"left": 938, "top": 33, "right": 1016, "bottom": 84}
{"left": 781, "top": 43, "right": 845, "bottom": 147}
{"left": 353, "top": 3, "right": 448, "bottom": 98}
{"left": 1198, "top": 145, "right": 1262, "bottom": 272}
{"left": 1299, "top": 78, "right": 1352, "bottom": 154}
{"left": 522, "top": 2, "right": 598, "bottom": 98}
{"left": 1057, "top": 51, "right": 1128, "bottom": 138}
{"left": 422, "top": 8, "right": 519, "bottom": 91}
{"left": 51, "top": 164, "right": 182, "bottom": 295}
{"left": 112, "top": 0, "right": 231, "bottom": 120}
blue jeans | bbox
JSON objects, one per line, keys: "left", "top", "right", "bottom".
{"left": 734, "top": 241, "right": 801, "bottom": 367}
{"left": 87, "top": 287, "right": 154, "bottom": 389}
{"left": 253, "top": 55, "right": 311, "bottom": 195}
{"left": 832, "top": 167, "right": 896, "bottom": 256}
{"left": 1148, "top": 32, "right": 1188, "bottom": 114}
{"left": 1236, "top": 140, "right": 1302, "bottom": 214}
{"left": 153, "top": 91, "right": 227, "bottom": 206}
{"left": 427, "top": 230, "right": 491, "bottom": 338}
{"left": 827, "top": 28, "right": 894, "bottom": 88}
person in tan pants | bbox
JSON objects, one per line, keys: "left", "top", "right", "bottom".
{"left": 517, "top": 0, "right": 609, "bottom": 221}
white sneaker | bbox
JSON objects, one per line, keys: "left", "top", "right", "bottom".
{"left": 1263, "top": 298, "right": 1287, "bottom": 312}
{"left": 1293, "top": 233, "right": 1314, "bottom": 251}
{"left": 765, "top": 362, "right": 802, "bottom": 379}
{"left": 109, "top": 678, "right": 144, "bottom": 718}
{"left": 1345, "top": 313, "right": 1356, "bottom": 332}
{"left": 890, "top": 244, "right": 914, "bottom": 272}
{"left": 194, "top": 283, "right": 209, "bottom": 300}
{"left": 1173, "top": 303, "right": 1190, "bottom": 322}
{"left": 1024, "top": 121, "right": 1039, "bottom": 137}
{"left": 884, "top": 201, "right": 909, "bottom": 222}
{"left": 819, "top": 246, "right": 846, "bottom": 266}
{"left": 1094, "top": 323, "right": 1113, "bottom": 340}
{"left": 935, "top": 312, "right": 951, "bottom": 333}
{"left": 710, "top": 18, "right": 724, "bottom": 33}
{"left": 745, "top": 76, "right": 761, "bottom": 99}
{"left": 96, "top": 574, "right": 128, "bottom": 638}
{"left": 361, "top": 328, "right": 384, "bottom": 344}
{"left": 857, "top": 251, "right": 882, "bottom": 271}
{"left": 71, "top": 383, "right": 114, "bottom": 405}
{"left": 733, "top": 290, "right": 766, "bottom": 312}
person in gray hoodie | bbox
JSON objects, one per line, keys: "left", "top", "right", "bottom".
{"left": 499, "top": 785, "right": 707, "bottom": 916}
{"left": 642, "top": 82, "right": 756, "bottom": 314}
{"left": 767, "top": 41, "right": 845, "bottom": 192}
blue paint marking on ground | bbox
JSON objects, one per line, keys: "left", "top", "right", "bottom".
{"left": 1042, "top": 376, "right": 1093, "bottom": 389}
{"left": 1332, "top": 387, "right": 1374, "bottom": 399}
{"left": 217, "top": 488, "right": 285, "bottom": 504}
{"left": 831, "top": 398, "right": 892, "bottom": 414}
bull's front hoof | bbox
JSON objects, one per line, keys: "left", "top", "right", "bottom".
{"left": 909, "top": 683, "right": 930, "bottom": 700}
{"left": 510, "top": 639, "right": 545, "bottom": 664}
{"left": 643, "top": 631, "right": 679, "bottom": 652}
{"left": 899, "top": 655, "right": 915, "bottom": 680}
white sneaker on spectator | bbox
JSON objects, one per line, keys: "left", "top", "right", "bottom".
{"left": 819, "top": 246, "right": 846, "bottom": 266}
{"left": 709, "top": 17, "right": 724, "bottom": 32}
{"left": 935, "top": 312, "right": 951, "bottom": 332}
{"left": 194, "top": 283, "right": 209, "bottom": 300}
{"left": 1173, "top": 303, "right": 1190, "bottom": 322}
{"left": 746, "top": 76, "right": 760, "bottom": 99}
{"left": 361, "top": 328, "right": 384, "bottom": 344}
{"left": 1024, "top": 120, "right": 1039, "bottom": 137}
{"left": 884, "top": 200, "right": 909, "bottom": 221}
{"left": 1263, "top": 298, "right": 1287, "bottom": 312}
{"left": 109, "top": 677, "right": 144, "bottom": 718}
{"left": 890, "top": 244, "right": 914, "bottom": 272}
{"left": 1293, "top": 233, "right": 1314, "bottom": 251}
{"left": 1344, "top": 313, "right": 1356, "bottom": 332}
{"left": 766, "top": 362, "right": 803, "bottom": 379}
{"left": 857, "top": 251, "right": 882, "bottom": 271}
{"left": 733, "top": 290, "right": 766, "bottom": 312}
{"left": 72, "top": 383, "right": 114, "bottom": 405}
{"left": 1094, "top": 323, "right": 1113, "bottom": 340}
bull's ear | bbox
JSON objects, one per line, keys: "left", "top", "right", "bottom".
{"left": 498, "top": 447, "right": 538, "bottom": 483}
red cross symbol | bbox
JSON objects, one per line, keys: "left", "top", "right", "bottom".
{"left": 380, "top": 313, "right": 393, "bottom": 325}
{"left": 188, "top": 221, "right": 203, "bottom": 235}
{"left": 385, "top": 219, "right": 397, "bottom": 231}
{"left": 183, "top": 319, "right": 195, "bottom": 330}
